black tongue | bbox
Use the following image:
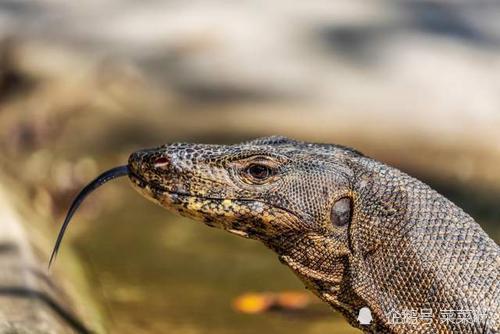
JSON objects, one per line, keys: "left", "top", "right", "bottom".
{"left": 49, "top": 165, "right": 129, "bottom": 268}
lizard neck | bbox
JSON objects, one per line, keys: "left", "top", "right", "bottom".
{"left": 268, "top": 234, "right": 380, "bottom": 333}
{"left": 272, "top": 158, "right": 500, "bottom": 333}
{"left": 346, "top": 159, "right": 500, "bottom": 332}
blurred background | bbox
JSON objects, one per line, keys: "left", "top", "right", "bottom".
{"left": 1, "top": 1, "right": 499, "bottom": 333}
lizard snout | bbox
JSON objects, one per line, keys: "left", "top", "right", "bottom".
{"left": 129, "top": 149, "right": 176, "bottom": 176}
{"left": 128, "top": 150, "right": 149, "bottom": 175}
{"left": 152, "top": 156, "right": 172, "bottom": 169}
{"left": 128, "top": 148, "right": 189, "bottom": 194}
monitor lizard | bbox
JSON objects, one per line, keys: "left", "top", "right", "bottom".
{"left": 53, "top": 136, "right": 500, "bottom": 333}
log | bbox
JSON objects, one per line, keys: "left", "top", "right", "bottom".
{"left": 0, "top": 184, "right": 93, "bottom": 333}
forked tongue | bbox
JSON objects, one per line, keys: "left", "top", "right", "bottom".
{"left": 49, "top": 165, "right": 129, "bottom": 268}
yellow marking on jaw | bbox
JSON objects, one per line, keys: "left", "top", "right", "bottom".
{"left": 187, "top": 198, "right": 204, "bottom": 211}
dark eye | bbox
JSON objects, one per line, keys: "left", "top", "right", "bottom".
{"left": 246, "top": 164, "right": 272, "bottom": 180}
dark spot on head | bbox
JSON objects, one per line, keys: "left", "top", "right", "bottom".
{"left": 331, "top": 197, "right": 352, "bottom": 227}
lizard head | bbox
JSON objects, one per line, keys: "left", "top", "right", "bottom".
{"left": 128, "top": 136, "right": 369, "bottom": 315}
{"left": 128, "top": 136, "right": 360, "bottom": 242}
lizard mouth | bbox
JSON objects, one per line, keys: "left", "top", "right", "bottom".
{"left": 128, "top": 170, "right": 294, "bottom": 211}
{"left": 128, "top": 170, "right": 254, "bottom": 235}
{"left": 127, "top": 169, "right": 305, "bottom": 240}
{"left": 128, "top": 169, "right": 223, "bottom": 201}
{"left": 127, "top": 161, "right": 308, "bottom": 241}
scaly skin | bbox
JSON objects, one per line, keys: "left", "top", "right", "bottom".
{"left": 127, "top": 136, "right": 500, "bottom": 333}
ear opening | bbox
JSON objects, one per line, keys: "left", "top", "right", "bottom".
{"left": 330, "top": 197, "right": 353, "bottom": 227}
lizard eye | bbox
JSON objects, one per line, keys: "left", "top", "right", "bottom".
{"left": 243, "top": 163, "right": 275, "bottom": 184}
{"left": 234, "top": 157, "right": 281, "bottom": 185}
{"left": 246, "top": 164, "right": 272, "bottom": 180}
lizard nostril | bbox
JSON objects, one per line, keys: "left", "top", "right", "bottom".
{"left": 153, "top": 156, "right": 170, "bottom": 169}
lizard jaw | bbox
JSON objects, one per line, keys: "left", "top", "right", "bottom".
{"left": 128, "top": 171, "right": 303, "bottom": 241}
{"left": 128, "top": 171, "right": 253, "bottom": 236}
